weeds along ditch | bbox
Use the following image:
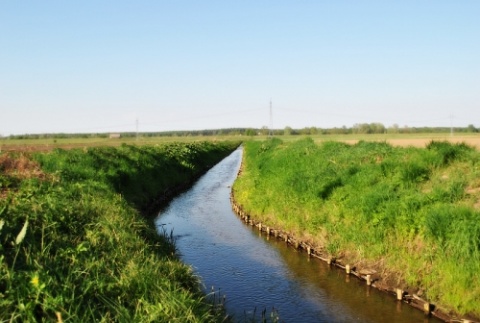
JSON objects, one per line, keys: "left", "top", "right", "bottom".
{"left": 0, "top": 141, "right": 239, "bottom": 322}
{"left": 233, "top": 138, "right": 480, "bottom": 320}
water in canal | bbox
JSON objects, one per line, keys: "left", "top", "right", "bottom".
{"left": 155, "top": 148, "right": 441, "bottom": 323}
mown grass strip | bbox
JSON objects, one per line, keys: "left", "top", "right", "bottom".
{"left": 0, "top": 141, "right": 239, "bottom": 321}
{"left": 233, "top": 138, "right": 480, "bottom": 319}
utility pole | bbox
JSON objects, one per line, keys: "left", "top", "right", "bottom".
{"left": 269, "top": 100, "right": 273, "bottom": 137}
{"left": 136, "top": 118, "right": 139, "bottom": 141}
{"left": 450, "top": 114, "right": 454, "bottom": 137}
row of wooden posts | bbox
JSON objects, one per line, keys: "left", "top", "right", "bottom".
{"left": 229, "top": 192, "right": 477, "bottom": 323}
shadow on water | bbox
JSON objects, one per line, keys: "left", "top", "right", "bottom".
{"left": 155, "top": 148, "right": 442, "bottom": 323}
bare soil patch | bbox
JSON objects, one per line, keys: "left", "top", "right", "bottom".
{"left": 344, "top": 135, "right": 480, "bottom": 149}
{"left": 388, "top": 136, "right": 480, "bottom": 149}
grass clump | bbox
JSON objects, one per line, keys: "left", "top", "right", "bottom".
{"left": 233, "top": 138, "right": 480, "bottom": 318}
{"left": 0, "top": 141, "right": 238, "bottom": 321}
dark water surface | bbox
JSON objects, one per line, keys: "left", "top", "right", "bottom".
{"left": 155, "top": 149, "right": 441, "bottom": 323}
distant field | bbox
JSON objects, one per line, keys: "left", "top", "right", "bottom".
{"left": 1, "top": 133, "right": 480, "bottom": 151}
{"left": 314, "top": 133, "right": 480, "bottom": 149}
{"left": 0, "top": 135, "right": 244, "bottom": 151}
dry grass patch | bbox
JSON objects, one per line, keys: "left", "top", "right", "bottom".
{"left": 0, "top": 153, "right": 46, "bottom": 180}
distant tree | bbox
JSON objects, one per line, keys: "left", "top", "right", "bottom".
{"left": 225, "top": 130, "right": 237, "bottom": 136}
{"left": 329, "top": 126, "right": 347, "bottom": 135}
{"left": 284, "top": 126, "right": 292, "bottom": 136}
{"left": 371, "top": 123, "right": 386, "bottom": 134}
{"left": 353, "top": 123, "right": 370, "bottom": 134}
{"left": 467, "top": 124, "right": 477, "bottom": 133}
{"left": 352, "top": 123, "right": 385, "bottom": 134}
{"left": 260, "top": 126, "right": 269, "bottom": 136}
{"left": 299, "top": 127, "right": 311, "bottom": 135}
{"left": 244, "top": 128, "right": 256, "bottom": 136}
{"left": 388, "top": 123, "right": 399, "bottom": 134}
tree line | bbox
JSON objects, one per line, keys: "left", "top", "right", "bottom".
{"left": 3, "top": 123, "right": 478, "bottom": 139}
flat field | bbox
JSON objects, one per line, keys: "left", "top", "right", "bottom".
{"left": 0, "top": 135, "right": 243, "bottom": 151}
{"left": 336, "top": 134, "right": 480, "bottom": 149}
{"left": 2, "top": 133, "right": 480, "bottom": 151}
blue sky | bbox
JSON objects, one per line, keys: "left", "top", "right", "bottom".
{"left": 1, "top": 1, "right": 479, "bottom": 135}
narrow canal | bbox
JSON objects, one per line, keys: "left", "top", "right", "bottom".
{"left": 155, "top": 148, "right": 441, "bottom": 322}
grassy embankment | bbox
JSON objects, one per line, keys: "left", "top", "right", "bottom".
{"left": 0, "top": 141, "right": 239, "bottom": 321}
{"left": 233, "top": 138, "right": 480, "bottom": 319}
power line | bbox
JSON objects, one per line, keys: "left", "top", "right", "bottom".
{"left": 140, "top": 108, "right": 265, "bottom": 127}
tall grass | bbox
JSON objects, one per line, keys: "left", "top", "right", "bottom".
{"left": 0, "top": 141, "right": 238, "bottom": 321}
{"left": 233, "top": 138, "right": 480, "bottom": 318}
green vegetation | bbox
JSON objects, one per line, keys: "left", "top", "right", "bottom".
{"left": 0, "top": 141, "right": 239, "bottom": 321}
{"left": 233, "top": 138, "right": 480, "bottom": 318}
{"left": 2, "top": 123, "right": 478, "bottom": 141}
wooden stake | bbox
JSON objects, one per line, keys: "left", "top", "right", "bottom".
{"left": 346, "top": 264, "right": 351, "bottom": 274}
{"left": 366, "top": 275, "right": 372, "bottom": 286}
{"left": 396, "top": 289, "right": 403, "bottom": 301}
{"left": 423, "top": 302, "right": 431, "bottom": 315}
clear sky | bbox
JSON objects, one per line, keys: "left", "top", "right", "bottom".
{"left": 1, "top": 1, "right": 479, "bottom": 135}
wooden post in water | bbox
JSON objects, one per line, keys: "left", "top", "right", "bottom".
{"left": 396, "top": 289, "right": 403, "bottom": 301}
{"left": 345, "top": 264, "right": 351, "bottom": 274}
{"left": 423, "top": 302, "right": 431, "bottom": 316}
{"left": 266, "top": 227, "right": 270, "bottom": 235}
{"left": 366, "top": 275, "right": 372, "bottom": 286}
{"left": 307, "top": 246, "right": 311, "bottom": 256}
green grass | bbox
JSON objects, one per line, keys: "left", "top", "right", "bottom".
{"left": 233, "top": 137, "right": 480, "bottom": 318}
{"left": 0, "top": 141, "right": 239, "bottom": 321}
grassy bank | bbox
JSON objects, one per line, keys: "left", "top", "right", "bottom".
{"left": 233, "top": 138, "right": 480, "bottom": 319}
{"left": 0, "top": 141, "right": 239, "bottom": 321}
